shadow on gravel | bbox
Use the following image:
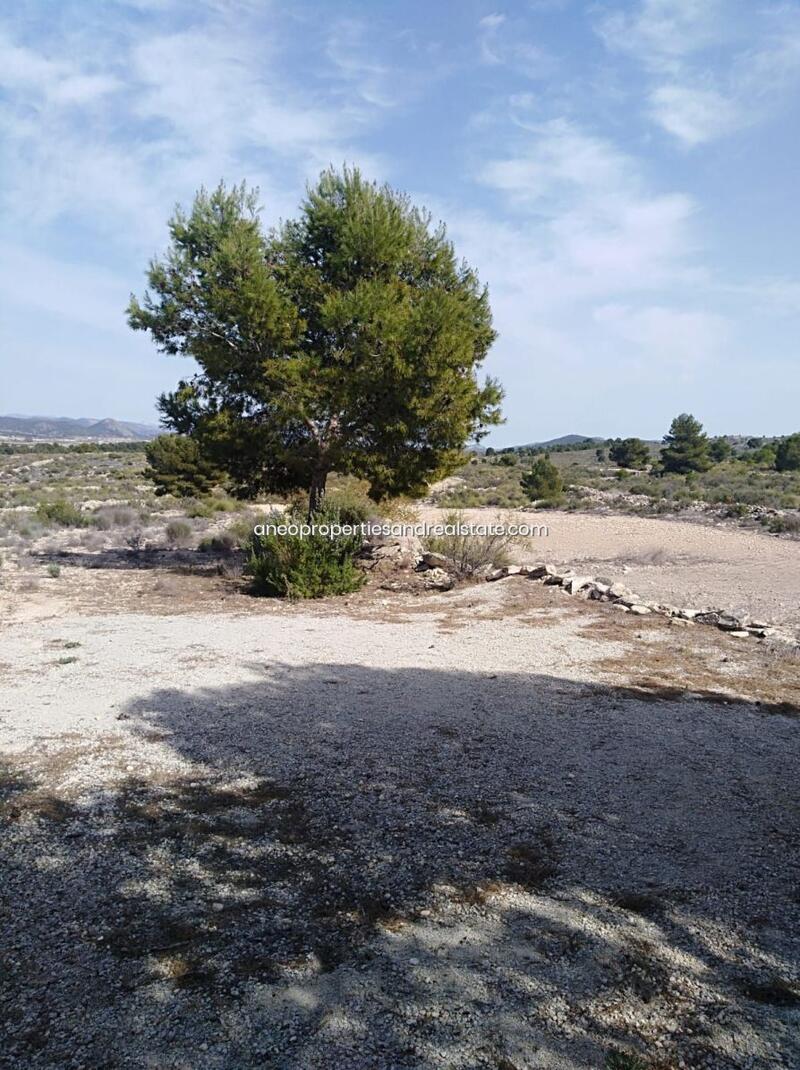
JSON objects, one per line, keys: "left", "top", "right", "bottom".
{"left": 29, "top": 546, "right": 241, "bottom": 574}
{"left": 2, "top": 667, "right": 799, "bottom": 1069}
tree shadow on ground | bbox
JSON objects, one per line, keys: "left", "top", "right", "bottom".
{"left": 29, "top": 546, "right": 241, "bottom": 575}
{"left": 2, "top": 666, "right": 799, "bottom": 1069}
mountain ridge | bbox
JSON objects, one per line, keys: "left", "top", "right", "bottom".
{"left": 0, "top": 415, "right": 159, "bottom": 441}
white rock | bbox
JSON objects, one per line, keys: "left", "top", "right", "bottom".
{"left": 628, "top": 604, "right": 652, "bottom": 615}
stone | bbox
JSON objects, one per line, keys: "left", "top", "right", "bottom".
{"left": 607, "top": 581, "right": 634, "bottom": 600}
{"left": 716, "top": 615, "right": 743, "bottom": 631}
{"left": 611, "top": 603, "right": 630, "bottom": 612}
{"left": 563, "top": 575, "right": 593, "bottom": 595}
{"left": 423, "top": 568, "right": 454, "bottom": 591}
{"left": 518, "top": 564, "right": 549, "bottom": 578}
{"left": 420, "top": 551, "right": 450, "bottom": 570}
{"left": 628, "top": 604, "right": 652, "bottom": 615}
{"left": 728, "top": 630, "right": 750, "bottom": 638}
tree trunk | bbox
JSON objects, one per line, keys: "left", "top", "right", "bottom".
{"left": 308, "top": 466, "right": 328, "bottom": 520}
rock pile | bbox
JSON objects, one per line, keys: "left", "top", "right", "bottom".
{"left": 486, "top": 563, "right": 793, "bottom": 644}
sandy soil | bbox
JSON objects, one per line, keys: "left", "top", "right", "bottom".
{"left": 423, "top": 508, "right": 800, "bottom": 635}
{"left": 1, "top": 575, "right": 799, "bottom": 1069}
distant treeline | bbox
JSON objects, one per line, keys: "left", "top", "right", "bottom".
{"left": 486, "top": 439, "right": 601, "bottom": 456}
{"left": 0, "top": 440, "right": 149, "bottom": 456}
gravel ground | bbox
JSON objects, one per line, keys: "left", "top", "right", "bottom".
{"left": 421, "top": 508, "right": 800, "bottom": 637}
{"left": 1, "top": 579, "right": 799, "bottom": 1069}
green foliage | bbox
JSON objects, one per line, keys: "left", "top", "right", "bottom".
{"left": 608, "top": 437, "right": 650, "bottom": 468}
{"left": 144, "top": 434, "right": 223, "bottom": 498}
{"left": 129, "top": 170, "right": 502, "bottom": 514}
{"left": 775, "top": 433, "right": 800, "bottom": 472}
{"left": 497, "top": 453, "right": 517, "bottom": 466}
{"left": 198, "top": 532, "right": 236, "bottom": 553}
{"left": 708, "top": 436, "right": 732, "bottom": 462}
{"left": 425, "top": 509, "right": 513, "bottom": 575}
{"left": 244, "top": 503, "right": 366, "bottom": 598}
{"left": 746, "top": 444, "right": 777, "bottom": 467}
{"left": 46, "top": 563, "right": 61, "bottom": 578}
{"left": 660, "top": 413, "right": 711, "bottom": 474}
{"left": 520, "top": 455, "right": 563, "bottom": 503}
{"left": 36, "top": 500, "right": 87, "bottom": 527}
{"left": 165, "top": 519, "right": 192, "bottom": 545}
{"left": 605, "top": 1054, "right": 648, "bottom": 1070}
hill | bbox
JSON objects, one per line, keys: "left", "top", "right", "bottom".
{"left": 516, "top": 434, "right": 602, "bottom": 449}
{"left": 0, "top": 415, "right": 158, "bottom": 441}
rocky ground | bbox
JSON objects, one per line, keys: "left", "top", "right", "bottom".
{"left": 421, "top": 507, "right": 800, "bottom": 639}
{"left": 1, "top": 560, "right": 799, "bottom": 1070}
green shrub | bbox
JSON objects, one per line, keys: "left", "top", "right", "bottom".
{"left": 91, "top": 506, "right": 138, "bottom": 530}
{"left": 520, "top": 455, "right": 563, "bottom": 505}
{"left": 46, "top": 563, "right": 61, "bottom": 578}
{"left": 425, "top": 509, "right": 513, "bottom": 575}
{"left": 775, "top": 433, "right": 800, "bottom": 472}
{"left": 165, "top": 519, "right": 193, "bottom": 546}
{"left": 244, "top": 505, "right": 365, "bottom": 598}
{"left": 763, "top": 513, "right": 800, "bottom": 534}
{"left": 36, "top": 500, "right": 87, "bottom": 527}
{"left": 198, "top": 531, "right": 237, "bottom": 554}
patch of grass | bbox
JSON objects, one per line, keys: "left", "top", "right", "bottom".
{"left": 56, "top": 655, "right": 79, "bottom": 665}
{"left": 36, "top": 499, "right": 87, "bottom": 528}
{"left": 605, "top": 1054, "right": 649, "bottom": 1070}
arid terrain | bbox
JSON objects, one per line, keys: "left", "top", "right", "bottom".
{"left": 422, "top": 507, "right": 800, "bottom": 638}
{"left": 1, "top": 510, "right": 799, "bottom": 1069}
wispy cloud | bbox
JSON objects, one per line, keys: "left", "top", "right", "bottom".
{"left": 597, "top": 0, "right": 800, "bottom": 146}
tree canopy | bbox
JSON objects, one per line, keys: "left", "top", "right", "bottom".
{"left": 520, "top": 455, "right": 563, "bottom": 503}
{"left": 608, "top": 437, "right": 650, "bottom": 469}
{"left": 129, "top": 169, "right": 502, "bottom": 513}
{"left": 660, "top": 414, "right": 711, "bottom": 474}
{"left": 775, "top": 433, "right": 800, "bottom": 472}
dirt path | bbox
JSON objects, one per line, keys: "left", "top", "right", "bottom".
{"left": 423, "top": 507, "right": 800, "bottom": 634}
{"left": 1, "top": 580, "right": 798, "bottom": 1069}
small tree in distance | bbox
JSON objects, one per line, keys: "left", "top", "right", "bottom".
{"left": 608, "top": 437, "right": 650, "bottom": 469}
{"left": 521, "top": 455, "right": 563, "bottom": 504}
{"left": 129, "top": 169, "right": 502, "bottom": 516}
{"left": 775, "top": 433, "right": 800, "bottom": 471}
{"left": 708, "top": 436, "right": 732, "bottom": 463}
{"left": 660, "top": 414, "right": 711, "bottom": 474}
{"left": 144, "top": 434, "right": 224, "bottom": 497}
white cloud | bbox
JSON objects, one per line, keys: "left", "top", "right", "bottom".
{"left": 0, "top": 30, "right": 121, "bottom": 104}
{"left": 477, "top": 10, "right": 556, "bottom": 77}
{"left": 597, "top": 1, "right": 800, "bottom": 146}
{"left": 478, "top": 118, "right": 697, "bottom": 294}
{"left": 0, "top": 7, "right": 388, "bottom": 252}
{"left": 648, "top": 84, "right": 742, "bottom": 146}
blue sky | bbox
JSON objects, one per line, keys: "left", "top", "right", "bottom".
{"left": 1, "top": 0, "right": 799, "bottom": 445}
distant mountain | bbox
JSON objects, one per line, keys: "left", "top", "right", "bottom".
{"left": 518, "top": 434, "right": 602, "bottom": 449}
{"left": 0, "top": 415, "right": 159, "bottom": 441}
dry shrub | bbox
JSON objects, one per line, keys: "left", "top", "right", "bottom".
{"left": 424, "top": 509, "right": 515, "bottom": 576}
